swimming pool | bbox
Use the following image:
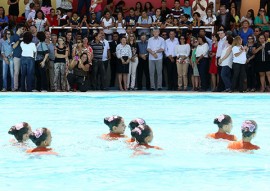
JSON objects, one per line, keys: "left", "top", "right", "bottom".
{"left": 0, "top": 93, "right": 269, "bottom": 191}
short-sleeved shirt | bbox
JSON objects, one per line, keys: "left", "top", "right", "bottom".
{"left": 11, "top": 34, "right": 22, "bottom": 58}
{"left": 147, "top": 36, "right": 165, "bottom": 60}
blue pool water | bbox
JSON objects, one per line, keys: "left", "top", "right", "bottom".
{"left": 0, "top": 93, "right": 270, "bottom": 191}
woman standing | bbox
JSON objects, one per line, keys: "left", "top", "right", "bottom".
{"left": 1, "top": 30, "right": 14, "bottom": 92}
{"left": 20, "top": 31, "right": 37, "bottom": 92}
{"left": 34, "top": 10, "right": 50, "bottom": 32}
{"left": 218, "top": 36, "right": 233, "bottom": 92}
{"left": 54, "top": 37, "right": 68, "bottom": 91}
{"left": 127, "top": 33, "right": 138, "bottom": 91}
{"left": 209, "top": 34, "right": 219, "bottom": 92}
{"left": 7, "top": 0, "right": 19, "bottom": 23}
{"left": 245, "top": 35, "right": 256, "bottom": 92}
{"left": 116, "top": 36, "right": 132, "bottom": 91}
{"left": 101, "top": 11, "right": 114, "bottom": 41}
{"left": 35, "top": 32, "right": 49, "bottom": 92}
{"left": 202, "top": 8, "right": 216, "bottom": 38}
{"left": 252, "top": 34, "right": 270, "bottom": 92}
{"left": 115, "top": 12, "right": 126, "bottom": 37}
{"left": 174, "top": 35, "right": 190, "bottom": 91}
{"left": 196, "top": 36, "right": 209, "bottom": 91}
{"left": 231, "top": 36, "right": 247, "bottom": 92}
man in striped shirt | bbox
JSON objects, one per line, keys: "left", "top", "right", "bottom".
{"left": 90, "top": 33, "right": 105, "bottom": 90}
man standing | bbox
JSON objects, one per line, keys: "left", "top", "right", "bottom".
{"left": 109, "top": 32, "right": 119, "bottom": 87}
{"left": 216, "top": 30, "right": 227, "bottom": 92}
{"left": 215, "top": 5, "right": 235, "bottom": 31}
{"left": 164, "top": 30, "right": 179, "bottom": 90}
{"left": 137, "top": 33, "right": 150, "bottom": 90}
{"left": 90, "top": 33, "right": 105, "bottom": 90}
{"left": 147, "top": 28, "right": 165, "bottom": 90}
{"left": 100, "top": 30, "right": 111, "bottom": 89}
{"left": 11, "top": 24, "right": 25, "bottom": 91}
{"left": 192, "top": 0, "right": 207, "bottom": 18}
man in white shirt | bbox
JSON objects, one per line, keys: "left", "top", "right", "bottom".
{"left": 147, "top": 28, "right": 165, "bottom": 90}
{"left": 216, "top": 30, "right": 226, "bottom": 92}
{"left": 192, "top": 0, "right": 207, "bottom": 18}
{"left": 99, "top": 30, "right": 111, "bottom": 90}
{"left": 164, "top": 30, "right": 179, "bottom": 90}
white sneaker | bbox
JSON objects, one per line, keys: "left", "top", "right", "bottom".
{"left": 41, "top": 90, "right": 47, "bottom": 92}
{"left": 1, "top": 88, "right": 7, "bottom": 92}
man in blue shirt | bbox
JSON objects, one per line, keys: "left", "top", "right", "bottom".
{"left": 11, "top": 23, "right": 25, "bottom": 91}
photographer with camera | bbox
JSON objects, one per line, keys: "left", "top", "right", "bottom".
{"left": 67, "top": 52, "right": 90, "bottom": 92}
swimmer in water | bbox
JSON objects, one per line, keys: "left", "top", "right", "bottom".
{"left": 102, "top": 115, "right": 127, "bottom": 140}
{"left": 131, "top": 124, "right": 162, "bottom": 150}
{"left": 27, "top": 128, "right": 57, "bottom": 155}
{"left": 206, "top": 114, "right": 237, "bottom": 141}
{"left": 126, "top": 118, "right": 146, "bottom": 143}
{"left": 228, "top": 120, "right": 260, "bottom": 151}
{"left": 8, "top": 122, "right": 32, "bottom": 144}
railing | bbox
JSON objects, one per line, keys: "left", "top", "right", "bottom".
{"left": 49, "top": 26, "right": 215, "bottom": 34}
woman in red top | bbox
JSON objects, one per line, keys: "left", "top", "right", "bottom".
{"left": 228, "top": 120, "right": 260, "bottom": 151}
{"left": 209, "top": 33, "right": 219, "bottom": 92}
{"left": 102, "top": 115, "right": 127, "bottom": 140}
{"left": 206, "top": 114, "right": 237, "bottom": 141}
{"left": 27, "top": 128, "right": 57, "bottom": 155}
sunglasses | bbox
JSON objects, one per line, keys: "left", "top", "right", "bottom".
{"left": 7, "top": 33, "right": 11, "bottom": 35}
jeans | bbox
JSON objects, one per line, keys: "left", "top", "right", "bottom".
{"left": 13, "top": 57, "right": 21, "bottom": 90}
{"left": 20, "top": 57, "right": 34, "bottom": 92}
{"left": 2, "top": 58, "right": 14, "bottom": 90}
{"left": 221, "top": 66, "right": 232, "bottom": 90}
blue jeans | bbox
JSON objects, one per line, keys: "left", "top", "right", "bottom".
{"left": 2, "top": 58, "right": 14, "bottom": 90}
{"left": 20, "top": 57, "right": 34, "bottom": 92}
{"left": 221, "top": 66, "right": 232, "bottom": 90}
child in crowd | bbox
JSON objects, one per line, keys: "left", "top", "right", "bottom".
{"left": 126, "top": 118, "right": 146, "bottom": 143}
{"left": 131, "top": 124, "right": 162, "bottom": 150}
{"left": 27, "top": 128, "right": 57, "bottom": 154}
{"left": 102, "top": 115, "right": 127, "bottom": 140}
{"left": 228, "top": 120, "right": 260, "bottom": 150}
{"left": 206, "top": 114, "right": 237, "bottom": 141}
{"left": 8, "top": 122, "right": 32, "bottom": 144}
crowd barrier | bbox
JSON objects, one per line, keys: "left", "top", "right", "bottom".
{"left": 49, "top": 26, "right": 215, "bottom": 35}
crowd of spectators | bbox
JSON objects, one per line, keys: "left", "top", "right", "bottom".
{"left": 0, "top": 0, "right": 270, "bottom": 92}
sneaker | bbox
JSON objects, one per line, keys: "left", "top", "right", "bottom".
{"left": 41, "top": 90, "right": 47, "bottom": 92}
{"left": 32, "top": 89, "right": 39, "bottom": 92}
{"left": 1, "top": 88, "right": 7, "bottom": 92}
